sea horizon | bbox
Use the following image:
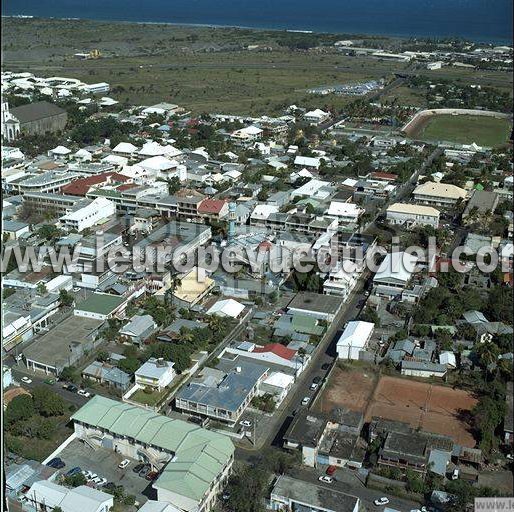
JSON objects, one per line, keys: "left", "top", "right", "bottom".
{"left": 2, "top": 0, "right": 513, "bottom": 45}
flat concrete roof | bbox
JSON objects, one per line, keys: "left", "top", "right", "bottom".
{"left": 23, "top": 316, "right": 103, "bottom": 368}
{"left": 271, "top": 475, "right": 359, "bottom": 512}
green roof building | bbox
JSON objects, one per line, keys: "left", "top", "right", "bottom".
{"left": 74, "top": 292, "right": 127, "bottom": 321}
{"left": 71, "top": 396, "right": 234, "bottom": 511}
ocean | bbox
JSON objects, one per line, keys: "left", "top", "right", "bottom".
{"left": 2, "top": 0, "right": 513, "bottom": 44}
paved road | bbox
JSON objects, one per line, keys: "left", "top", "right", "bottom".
{"left": 9, "top": 367, "right": 89, "bottom": 408}
{"left": 237, "top": 277, "right": 367, "bottom": 451}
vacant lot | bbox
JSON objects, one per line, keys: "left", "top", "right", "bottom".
{"left": 0, "top": 18, "right": 405, "bottom": 114}
{"left": 416, "top": 114, "right": 511, "bottom": 147}
{"left": 366, "top": 375, "right": 478, "bottom": 447}
{"left": 316, "top": 368, "right": 478, "bottom": 447}
{"left": 314, "top": 365, "right": 378, "bottom": 414}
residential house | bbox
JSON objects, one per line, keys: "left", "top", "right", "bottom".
{"left": 135, "top": 357, "right": 176, "bottom": 391}
{"left": 175, "top": 361, "right": 268, "bottom": 425}
{"left": 82, "top": 361, "right": 131, "bottom": 391}
{"left": 120, "top": 315, "right": 157, "bottom": 345}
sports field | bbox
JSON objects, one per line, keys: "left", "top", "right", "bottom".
{"left": 418, "top": 114, "right": 511, "bottom": 147}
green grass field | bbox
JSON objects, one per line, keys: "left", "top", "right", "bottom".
{"left": 419, "top": 114, "right": 512, "bottom": 147}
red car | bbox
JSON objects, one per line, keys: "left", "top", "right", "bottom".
{"left": 326, "top": 465, "right": 337, "bottom": 476}
{"left": 145, "top": 471, "right": 159, "bottom": 481}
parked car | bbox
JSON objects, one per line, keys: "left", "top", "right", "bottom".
{"left": 44, "top": 378, "right": 55, "bottom": 385}
{"left": 77, "top": 389, "right": 91, "bottom": 398}
{"left": 318, "top": 476, "right": 333, "bottom": 483}
{"left": 240, "top": 420, "right": 252, "bottom": 428}
{"left": 313, "top": 376, "right": 322, "bottom": 384}
{"left": 46, "top": 458, "right": 65, "bottom": 469}
{"left": 374, "top": 497, "right": 389, "bottom": 506}
{"left": 139, "top": 466, "right": 152, "bottom": 478}
{"left": 133, "top": 464, "right": 146, "bottom": 473}
{"left": 63, "top": 384, "right": 78, "bottom": 392}
{"left": 96, "top": 478, "right": 108, "bottom": 487}
{"left": 66, "top": 467, "right": 81, "bottom": 477}
{"left": 103, "top": 482, "right": 117, "bottom": 493}
{"left": 92, "top": 476, "right": 105, "bottom": 485}
{"left": 321, "top": 363, "right": 331, "bottom": 371}
{"left": 451, "top": 468, "right": 459, "bottom": 480}
{"left": 310, "top": 383, "right": 318, "bottom": 391}
{"left": 118, "top": 459, "right": 131, "bottom": 469}
{"left": 326, "top": 465, "right": 336, "bottom": 476}
{"left": 301, "top": 397, "right": 310, "bottom": 406}
{"left": 21, "top": 377, "right": 32, "bottom": 384}
{"left": 145, "top": 471, "right": 159, "bottom": 481}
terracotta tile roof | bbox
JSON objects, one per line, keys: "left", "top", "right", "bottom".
{"left": 370, "top": 172, "right": 398, "bottom": 181}
{"left": 253, "top": 343, "right": 296, "bottom": 361}
{"left": 198, "top": 198, "right": 227, "bottom": 214}
{"left": 61, "top": 172, "right": 129, "bottom": 196}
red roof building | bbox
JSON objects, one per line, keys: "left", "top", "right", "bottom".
{"left": 198, "top": 198, "right": 228, "bottom": 217}
{"left": 370, "top": 172, "right": 398, "bottom": 182}
{"left": 62, "top": 172, "right": 130, "bottom": 196}
{"left": 253, "top": 343, "right": 296, "bottom": 361}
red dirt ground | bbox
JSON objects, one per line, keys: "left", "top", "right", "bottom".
{"left": 365, "top": 375, "right": 478, "bottom": 447}
{"left": 315, "top": 366, "right": 378, "bottom": 414}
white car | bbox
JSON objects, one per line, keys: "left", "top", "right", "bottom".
{"left": 310, "top": 383, "right": 318, "bottom": 391}
{"left": 78, "top": 389, "right": 91, "bottom": 398}
{"left": 506, "top": 454, "right": 513, "bottom": 460}
{"left": 21, "top": 377, "right": 32, "bottom": 384}
{"left": 118, "top": 459, "right": 131, "bottom": 469}
{"left": 318, "top": 476, "right": 333, "bottom": 483}
{"left": 374, "top": 497, "right": 390, "bottom": 506}
{"left": 301, "top": 397, "right": 310, "bottom": 406}
{"left": 240, "top": 420, "right": 252, "bottom": 428}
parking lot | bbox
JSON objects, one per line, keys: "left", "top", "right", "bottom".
{"left": 58, "top": 439, "right": 156, "bottom": 504}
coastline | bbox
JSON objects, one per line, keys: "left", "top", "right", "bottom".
{"left": 2, "top": 13, "right": 512, "bottom": 45}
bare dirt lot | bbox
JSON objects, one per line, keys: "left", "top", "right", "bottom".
{"left": 314, "top": 364, "right": 378, "bottom": 414}
{"left": 316, "top": 367, "right": 478, "bottom": 447}
{"left": 366, "top": 375, "right": 478, "bottom": 447}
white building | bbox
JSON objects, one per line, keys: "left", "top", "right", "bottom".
{"left": 290, "top": 179, "right": 331, "bottom": 200}
{"left": 1, "top": 102, "right": 20, "bottom": 141}
{"left": 323, "top": 263, "right": 360, "bottom": 299}
{"left": 373, "top": 252, "right": 419, "bottom": 291}
{"left": 206, "top": 299, "right": 245, "bottom": 318}
{"left": 304, "top": 109, "right": 330, "bottom": 125}
{"left": 60, "top": 197, "right": 116, "bottom": 232}
{"left": 326, "top": 201, "right": 364, "bottom": 224}
{"left": 25, "top": 481, "right": 113, "bottom": 512}
{"left": 293, "top": 156, "right": 321, "bottom": 170}
{"left": 83, "top": 82, "right": 110, "bottom": 94}
{"left": 250, "top": 204, "right": 279, "bottom": 225}
{"left": 230, "top": 125, "right": 263, "bottom": 143}
{"left": 413, "top": 181, "right": 467, "bottom": 207}
{"left": 135, "top": 357, "right": 176, "bottom": 391}
{"left": 336, "top": 321, "right": 374, "bottom": 360}
{"left": 386, "top": 202, "right": 440, "bottom": 228}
